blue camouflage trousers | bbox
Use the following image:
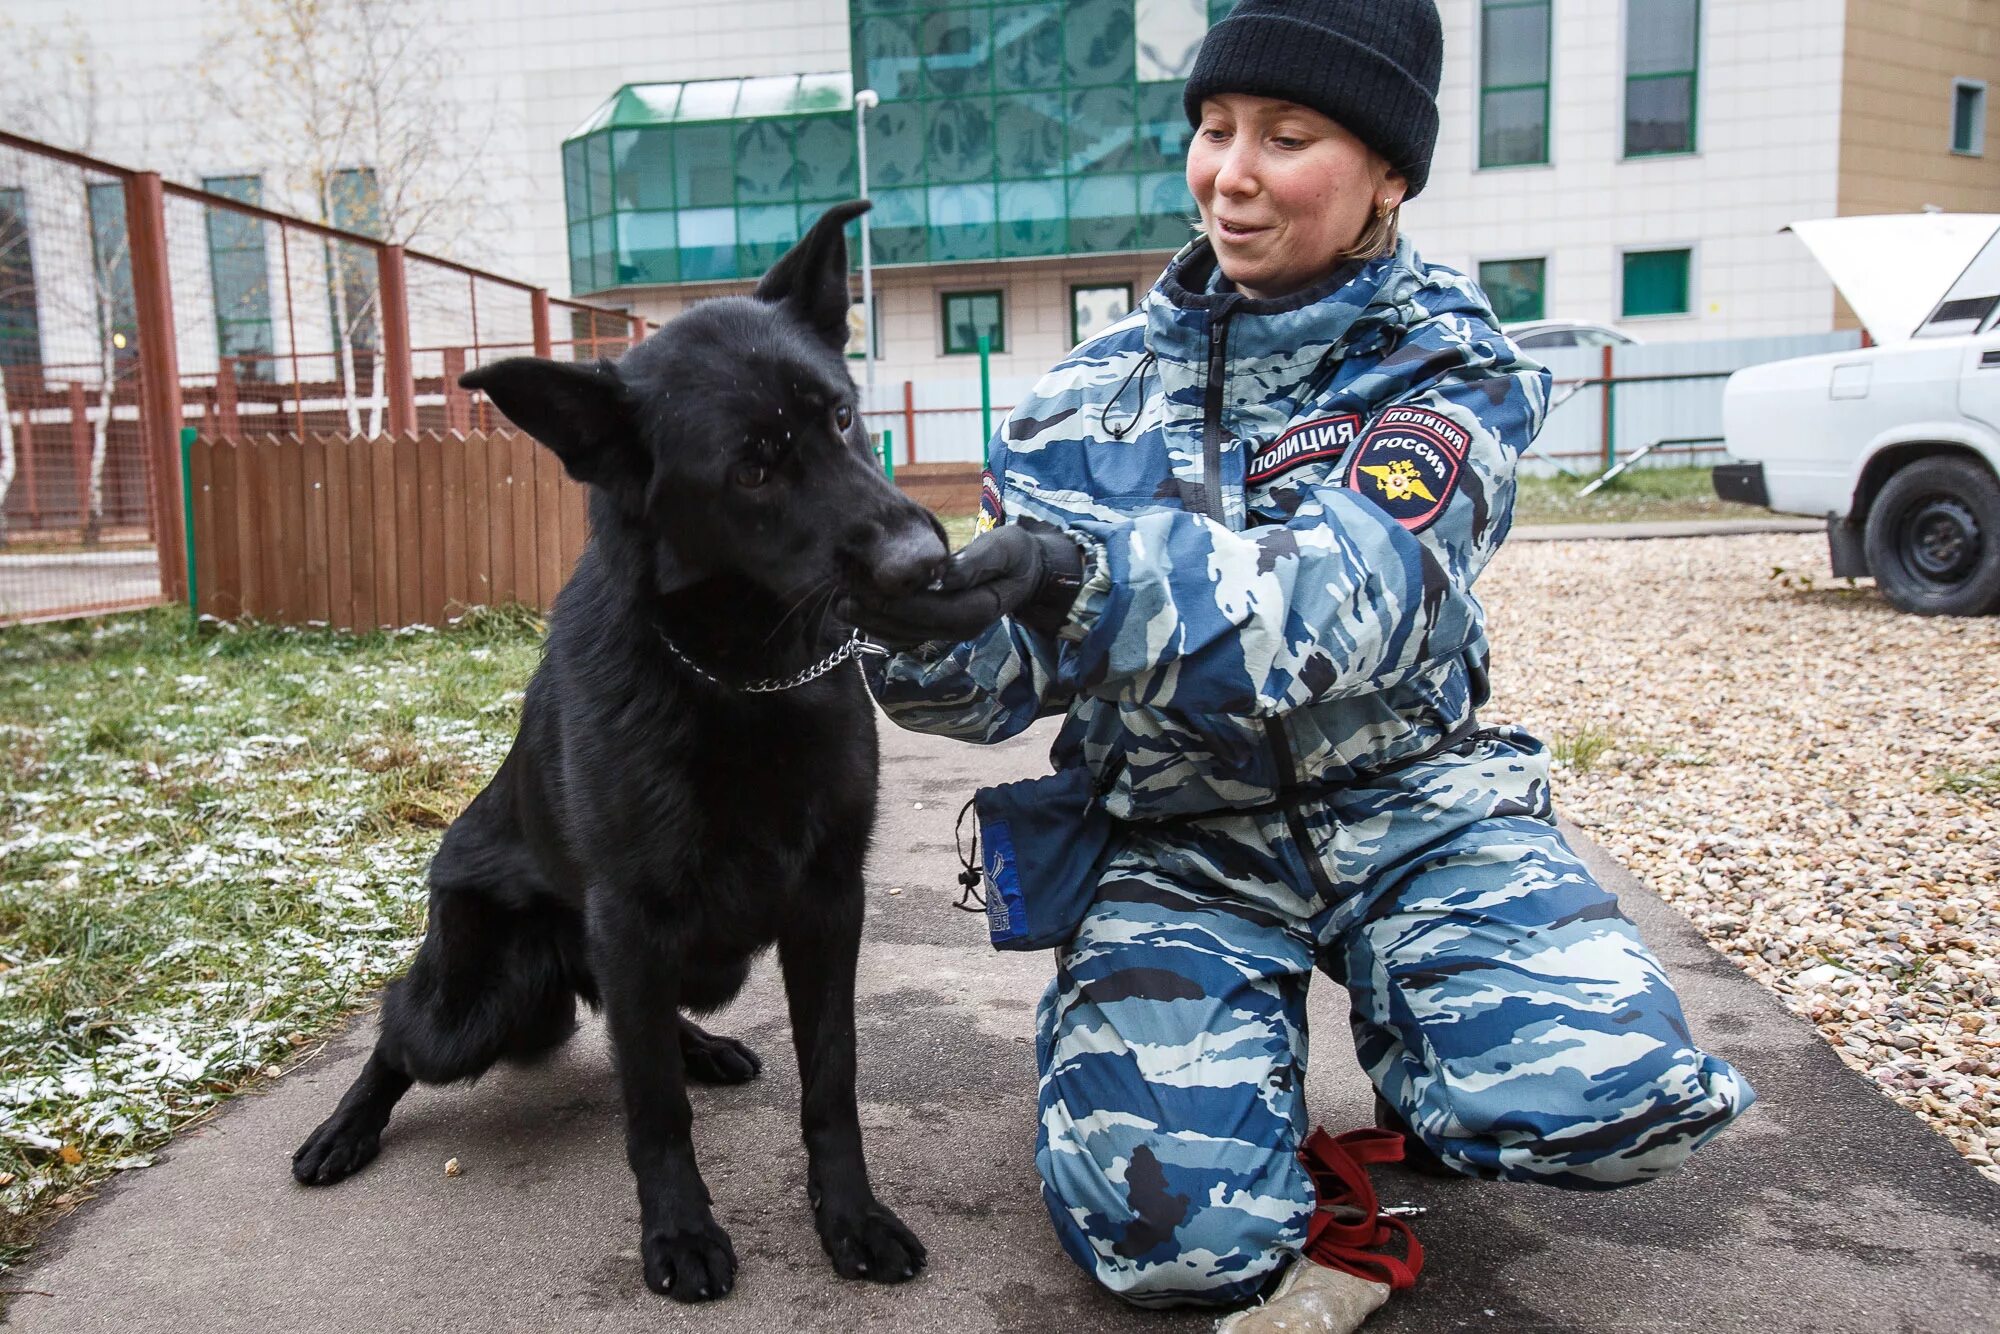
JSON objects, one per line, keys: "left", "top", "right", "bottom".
{"left": 1032, "top": 727, "right": 1754, "bottom": 1308}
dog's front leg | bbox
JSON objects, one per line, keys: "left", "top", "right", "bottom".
{"left": 778, "top": 866, "right": 926, "bottom": 1284}
{"left": 593, "top": 895, "right": 735, "bottom": 1302}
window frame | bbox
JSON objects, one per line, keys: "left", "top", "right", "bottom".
{"left": 0, "top": 186, "right": 45, "bottom": 369}
{"left": 941, "top": 287, "right": 1006, "bottom": 356}
{"left": 1069, "top": 281, "right": 1133, "bottom": 346}
{"left": 1953, "top": 78, "right": 1987, "bottom": 157}
{"left": 202, "top": 174, "right": 276, "bottom": 382}
{"left": 1476, "top": 256, "right": 1549, "bottom": 324}
{"left": 1620, "top": 245, "right": 1696, "bottom": 320}
{"left": 1622, "top": 0, "right": 1702, "bottom": 160}
{"left": 1477, "top": 0, "right": 1553, "bottom": 170}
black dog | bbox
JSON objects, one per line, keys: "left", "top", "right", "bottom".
{"left": 291, "top": 201, "right": 943, "bottom": 1302}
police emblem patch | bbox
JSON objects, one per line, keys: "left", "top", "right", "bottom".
{"left": 1247, "top": 414, "right": 1362, "bottom": 485}
{"left": 1347, "top": 406, "right": 1470, "bottom": 531}
{"left": 975, "top": 469, "right": 1004, "bottom": 536}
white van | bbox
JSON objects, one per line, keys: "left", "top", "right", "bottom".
{"left": 1718, "top": 214, "right": 2000, "bottom": 615}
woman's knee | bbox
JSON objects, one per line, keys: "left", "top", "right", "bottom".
{"left": 1400, "top": 1043, "right": 1756, "bottom": 1188}
{"left": 1037, "top": 1132, "right": 1306, "bottom": 1307}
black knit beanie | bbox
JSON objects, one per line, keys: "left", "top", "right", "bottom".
{"left": 1184, "top": 0, "right": 1444, "bottom": 198}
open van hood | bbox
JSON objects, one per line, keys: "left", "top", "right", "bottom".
{"left": 1784, "top": 214, "right": 2000, "bottom": 345}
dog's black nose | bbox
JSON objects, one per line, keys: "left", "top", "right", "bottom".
{"left": 865, "top": 522, "right": 950, "bottom": 598}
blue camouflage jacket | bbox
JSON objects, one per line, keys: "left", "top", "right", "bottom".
{"left": 865, "top": 236, "right": 1553, "bottom": 822}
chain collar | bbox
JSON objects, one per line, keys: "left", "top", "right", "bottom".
{"left": 655, "top": 626, "right": 888, "bottom": 694}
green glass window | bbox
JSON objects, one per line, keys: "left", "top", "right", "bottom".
{"left": 613, "top": 131, "right": 674, "bottom": 211}
{"left": 1135, "top": 81, "right": 1193, "bottom": 171}
{"left": 563, "top": 141, "right": 589, "bottom": 224}
{"left": 1067, "top": 0, "right": 1135, "bottom": 86}
{"left": 734, "top": 120, "right": 796, "bottom": 203}
{"left": 1070, "top": 85, "right": 1136, "bottom": 173}
{"left": 674, "top": 125, "right": 735, "bottom": 209}
{"left": 998, "top": 179, "right": 1065, "bottom": 258}
{"left": 1072, "top": 282, "right": 1132, "bottom": 345}
{"left": 325, "top": 168, "right": 380, "bottom": 352}
{"left": 996, "top": 92, "right": 1064, "bottom": 177}
{"left": 1625, "top": 0, "right": 1699, "bottom": 157}
{"left": 1069, "top": 175, "right": 1137, "bottom": 253}
{"left": 1954, "top": 80, "right": 1986, "bottom": 156}
{"left": 1138, "top": 170, "right": 1195, "bottom": 249}
{"left": 1623, "top": 248, "right": 1691, "bottom": 318}
{"left": 943, "top": 290, "right": 1005, "bottom": 355}
{"left": 617, "top": 210, "right": 678, "bottom": 285}
{"left": 994, "top": 3, "right": 1063, "bottom": 90}
{"left": 562, "top": 6, "right": 1226, "bottom": 290}
{"left": 1480, "top": 0, "right": 1550, "bottom": 168}
{"left": 794, "top": 118, "right": 858, "bottom": 200}
{"left": 1478, "top": 257, "right": 1547, "bottom": 323}
{"left": 86, "top": 182, "right": 138, "bottom": 365}
{"left": 1, "top": 187, "right": 46, "bottom": 369}
{"left": 871, "top": 187, "right": 930, "bottom": 265}
{"left": 859, "top": 11, "right": 925, "bottom": 100}
{"left": 203, "top": 175, "right": 275, "bottom": 381}
{"left": 924, "top": 6, "right": 992, "bottom": 97}
{"left": 929, "top": 183, "right": 997, "bottom": 262}
{"left": 927, "top": 99, "right": 995, "bottom": 184}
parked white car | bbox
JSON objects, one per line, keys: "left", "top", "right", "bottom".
{"left": 1506, "top": 319, "right": 1641, "bottom": 351}
{"left": 1719, "top": 213, "right": 2000, "bottom": 615}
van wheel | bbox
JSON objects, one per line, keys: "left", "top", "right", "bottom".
{"left": 1863, "top": 457, "right": 2000, "bottom": 616}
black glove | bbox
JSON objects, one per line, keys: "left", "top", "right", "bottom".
{"left": 844, "top": 518, "right": 1086, "bottom": 646}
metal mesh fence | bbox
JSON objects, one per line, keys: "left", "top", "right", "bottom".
{"left": 0, "top": 137, "right": 164, "bottom": 622}
{"left": 1, "top": 128, "right": 649, "bottom": 626}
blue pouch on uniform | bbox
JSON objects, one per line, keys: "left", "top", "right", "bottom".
{"left": 957, "top": 767, "right": 1112, "bottom": 952}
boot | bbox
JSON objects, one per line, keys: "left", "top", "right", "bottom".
{"left": 1213, "top": 1259, "right": 1390, "bottom": 1334}
{"left": 1373, "top": 1092, "right": 1458, "bottom": 1179}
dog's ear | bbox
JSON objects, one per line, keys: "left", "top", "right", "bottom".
{"left": 459, "top": 357, "right": 638, "bottom": 487}
{"left": 754, "top": 199, "right": 869, "bottom": 353}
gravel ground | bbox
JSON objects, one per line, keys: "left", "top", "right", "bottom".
{"left": 1479, "top": 532, "right": 2000, "bottom": 1182}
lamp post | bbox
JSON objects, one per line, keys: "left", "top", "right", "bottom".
{"left": 855, "top": 87, "right": 879, "bottom": 390}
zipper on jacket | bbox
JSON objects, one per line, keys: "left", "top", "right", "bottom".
{"left": 1263, "top": 716, "right": 1340, "bottom": 903}
{"left": 1195, "top": 295, "right": 1239, "bottom": 524}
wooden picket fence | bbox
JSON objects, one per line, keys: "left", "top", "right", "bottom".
{"left": 188, "top": 431, "right": 586, "bottom": 628}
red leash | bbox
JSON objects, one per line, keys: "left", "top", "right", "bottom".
{"left": 1298, "top": 1127, "right": 1426, "bottom": 1290}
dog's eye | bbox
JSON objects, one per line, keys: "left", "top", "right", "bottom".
{"left": 835, "top": 404, "right": 854, "bottom": 431}
{"left": 733, "top": 462, "right": 769, "bottom": 489}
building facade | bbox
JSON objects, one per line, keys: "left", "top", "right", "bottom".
{"left": 6, "top": 0, "right": 1996, "bottom": 387}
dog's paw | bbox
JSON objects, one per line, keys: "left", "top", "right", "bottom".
{"left": 291, "top": 1115, "right": 381, "bottom": 1186}
{"left": 816, "top": 1201, "right": 927, "bottom": 1284}
{"left": 642, "top": 1218, "right": 738, "bottom": 1302}
{"left": 680, "top": 1029, "right": 762, "bottom": 1085}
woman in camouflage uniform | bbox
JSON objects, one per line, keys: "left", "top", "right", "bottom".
{"left": 847, "top": 0, "right": 1753, "bottom": 1317}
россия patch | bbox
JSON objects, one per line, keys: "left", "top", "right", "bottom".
{"left": 1246, "top": 413, "right": 1362, "bottom": 485}
{"left": 1347, "top": 406, "right": 1470, "bottom": 531}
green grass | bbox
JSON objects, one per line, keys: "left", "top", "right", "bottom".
{"left": 1936, "top": 764, "right": 2000, "bottom": 796}
{"left": 1512, "top": 465, "right": 1766, "bottom": 526}
{"left": 933, "top": 467, "right": 1762, "bottom": 542}
{"left": 0, "top": 605, "right": 544, "bottom": 1275}
{"left": 1550, "top": 725, "right": 1617, "bottom": 773}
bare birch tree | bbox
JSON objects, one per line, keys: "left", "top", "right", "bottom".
{"left": 200, "top": 0, "right": 496, "bottom": 436}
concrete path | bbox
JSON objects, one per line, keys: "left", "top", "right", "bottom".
{"left": 7, "top": 720, "right": 1996, "bottom": 1334}
{"left": 1510, "top": 517, "right": 1824, "bottom": 542}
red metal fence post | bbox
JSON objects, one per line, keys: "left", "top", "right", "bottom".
{"left": 902, "top": 380, "right": 917, "bottom": 466}
{"left": 531, "top": 289, "right": 553, "bottom": 359}
{"left": 1599, "top": 343, "right": 1615, "bottom": 472}
{"left": 377, "top": 244, "right": 418, "bottom": 436}
{"left": 124, "top": 170, "right": 187, "bottom": 600}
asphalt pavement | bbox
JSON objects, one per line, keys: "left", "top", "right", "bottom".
{"left": 6, "top": 718, "right": 1997, "bottom": 1334}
